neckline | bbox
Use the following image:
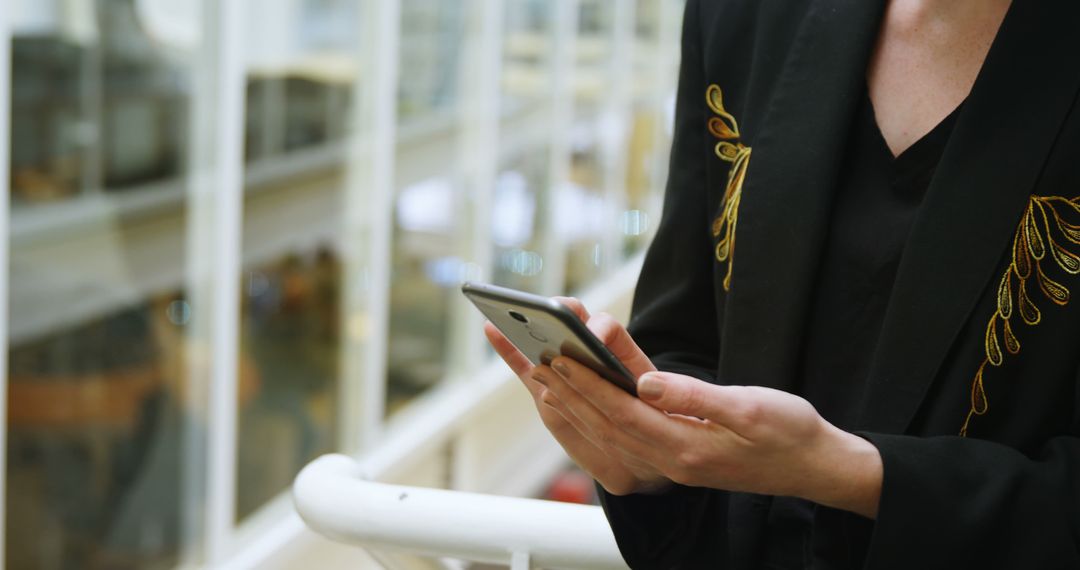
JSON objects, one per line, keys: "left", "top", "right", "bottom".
{"left": 863, "top": 88, "right": 966, "bottom": 166}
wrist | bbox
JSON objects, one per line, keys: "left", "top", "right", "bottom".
{"left": 800, "top": 424, "right": 883, "bottom": 519}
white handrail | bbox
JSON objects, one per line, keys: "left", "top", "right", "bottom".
{"left": 293, "top": 454, "right": 628, "bottom": 570}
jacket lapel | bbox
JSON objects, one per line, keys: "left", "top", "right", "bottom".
{"left": 858, "top": 0, "right": 1080, "bottom": 434}
{"left": 718, "top": 0, "right": 887, "bottom": 391}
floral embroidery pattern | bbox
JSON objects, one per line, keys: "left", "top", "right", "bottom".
{"left": 960, "top": 195, "right": 1080, "bottom": 436}
{"left": 707, "top": 85, "right": 752, "bottom": 291}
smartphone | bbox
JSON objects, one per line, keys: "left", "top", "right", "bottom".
{"left": 462, "top": 281, "right": 638, "bottom": 395}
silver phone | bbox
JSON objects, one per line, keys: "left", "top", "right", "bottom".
{"left": 462, "top": 281, "right": 638, "bottom": 395}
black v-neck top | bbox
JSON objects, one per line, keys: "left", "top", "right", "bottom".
{"left": 760, "top": 90, "right": 964, "bottom": 570}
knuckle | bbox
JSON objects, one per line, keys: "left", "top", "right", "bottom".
{"left": 588, "top": 314, "right": 621, "bottom": 345}
{"left": 732, "top": 398, "right": 764, "bottom": 428}
{"left": 675, "top": 450, "right": 703, "bottom": 472}
{"left": 666, "top": 462, "right": 697, "bottom": 486}
{"left": 679, "top": 383, "right": 707, "bottom": 414}
{"left": 539, "top": 389, "right": 560, "bottom": 408}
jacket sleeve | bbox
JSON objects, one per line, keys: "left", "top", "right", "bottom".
{"left": 859, "top": 430, "right": 1080, "bottom": 569}
{"left": 598, "top": 0, "right": 731, "bottom": 567}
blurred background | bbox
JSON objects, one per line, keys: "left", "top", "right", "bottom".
{"left": 1, "top": 0, "right": 683, "bottom": 568}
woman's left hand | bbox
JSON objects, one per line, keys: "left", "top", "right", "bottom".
{"left": 540, "top": 356, "right": 883, "bottom": 519}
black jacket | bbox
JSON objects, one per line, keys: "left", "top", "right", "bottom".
{"left": 600, "top": 0, "right": 1080, "bottom": 568}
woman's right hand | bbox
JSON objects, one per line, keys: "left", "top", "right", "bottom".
{"left": 483, "top": 297, "right": 671, "bottom": 496}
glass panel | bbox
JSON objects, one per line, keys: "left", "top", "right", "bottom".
{"left": 560, "top": 126, "right": 610, "bottom": 294}
{"left": 562, "top": 0, "right": 615, "bottom": 293}
{"left": 620, "top": 107, "right": 661, "bottom": 255}
{"left": 500, "top": 0, "right": 554, "bottom": 115}
{"left": 386, "top": 0, "right": 471, "bottom": 415}
{"left": 386, "top": 174, "right": 466, "bottom": 414}
{"left": 491, "top": 148, "right": 550, "bottom": 293}
{"left": 234, "top": 0, "right": 362, "bottom": 521}
{"left": 494, "top": 0, "right": 555, "bottom": 294}
{"left": 620, "top": 0, "right": 683, "bottom": 255}
{"left": 7, "top": 0, "right": 198, "bottom": 567}
{"left": 397, "top": 0, "right": 466, "bottom": 124}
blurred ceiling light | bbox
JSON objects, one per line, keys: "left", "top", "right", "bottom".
{"left": 620, "top": 210, "right": 649, "bottom": 236}
{"left": 396, "top": 177, "right": 456, "bottom": 234}
{"left": 554, "top": 182, "right": 607, "bottom": 241}
{"left": 492, "top": 170, "right": 536, "bottom": 248}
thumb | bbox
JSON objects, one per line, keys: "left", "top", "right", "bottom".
{"left": 637, "top": 372, "right": 728, "bottom": 419}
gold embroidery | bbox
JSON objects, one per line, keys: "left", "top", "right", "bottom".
{"left": 960, "top": 195, "right": 1080, "bottom": 436}
{"left": 707, "top": 85, "right": 752, "bottom": 291}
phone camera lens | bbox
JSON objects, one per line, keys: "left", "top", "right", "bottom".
{"left": 508, "top": 310, "right": 529, "bottom": 324}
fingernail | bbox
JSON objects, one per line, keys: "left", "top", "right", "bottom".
{"left": 637, "top": 374, "right": 665, "bottom": 400}
{"left": 531, "top": 371, "right": 549, "bottom": 386}
{"left": 552, "top": 361, "right": 570, "bottom": 379}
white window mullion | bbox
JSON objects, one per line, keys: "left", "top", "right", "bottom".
{"left": 449, "top": 0, "right": 506, "bottom": 493}
{"left": 448, "top": 0, "right": 504, "bottom": 376}
{"left": 647, "top": 0, "right": 682, "bottom": 225}
{"left": 602, "top": 0, "right": 636, "bottom": 272}
{"left": 185, "top": 0, "right": 248, "bottom": 563}
{"left": 543, "top": 0, "right": 580, "bottom": 296}
{"left": 207, "top": 0, "right": 246, "bottom": 560}
{"left": 359, "top": 0, "right": 401, "bottom": 448}
{"left": 0, "top": 7, "right": 12, "bottom": 569}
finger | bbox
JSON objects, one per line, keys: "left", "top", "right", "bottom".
{"left": 585, "top": 312, "right": 656, "bottom": 378}
{"left": 540, "top": 386, "right": 664, "bottom": 480}
{"left": 637, "top": 371, "right": 752, "bottom": 428}
{"left": 553, "top": 296, "right": 591, "bottom": 322}
{"left": 518, "top": 368, "right": 549, "bottom": 400}
{"left": 536, "top": 382, "right": 609, "bottom": 451}
{"left": 537, "top": 383, "right": 649, "bottom": 469}
{"left": 483, "top": 320, "right": 533, "bottom": 377}
{"left": 543, "top": 358, "right": 678, "bottom": 459}
{"left": 535, "top": 389, "right": 647, "bottom": 490}
{"left": 540, "top": 392, "right": 648, "bottom": 494}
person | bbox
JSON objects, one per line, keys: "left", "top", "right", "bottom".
{"left": 486, "top": 0, "right": 1080, "bottom": 568}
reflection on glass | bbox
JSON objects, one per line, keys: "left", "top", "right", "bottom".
{"left": 501, "top": 0, "right": 554, "bottom": 114}
{"left": 620, "top": 0, "right": 684, "bottom": 255}
{"left": 234, "top": 0, "right": 360, "bottom": 521}
{"left": 573, "top": 0, "right": 614, "bottom": 113}
{"left": 562, "top": 0, "right": 617, "bottom": 293}
{"left": 386, "top": 177, "right": 468, "bottom": 414}
{"left": 398, "top": 0, "right": 466, "bottom": 123}
{"left": 11, "top": 1, "right": 186, "bottom": 204}
{"left": 236, "top": 249, "right": 341, "bottom": 520}
{"left": 620, "top": 109, "right": 660, "bottom": 255}
{"left": 7, "top": 1, "right": 193, "bottom": 567}
{"left": 386, "top": 0, "right": 471, "bottom": 415}
{"left": 492, "top": 149, "right": 550, "bottom": 292}
{"left": 560, "top": 128, "right": 610, "bottom": 293}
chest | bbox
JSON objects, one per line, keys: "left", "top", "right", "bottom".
{"left": 866, "top": 0, "right": 1010, "bottom": 157}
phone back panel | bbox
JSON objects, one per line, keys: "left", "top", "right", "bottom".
{"left": 463, "top": 284, "right": 637, "bottom": 394}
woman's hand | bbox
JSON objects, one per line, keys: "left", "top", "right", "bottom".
{"left": 543, "top": 354, "right": 883, "bottom": 518}
{"left": 483, "top": 298, "right": 672, "bottom": 496}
